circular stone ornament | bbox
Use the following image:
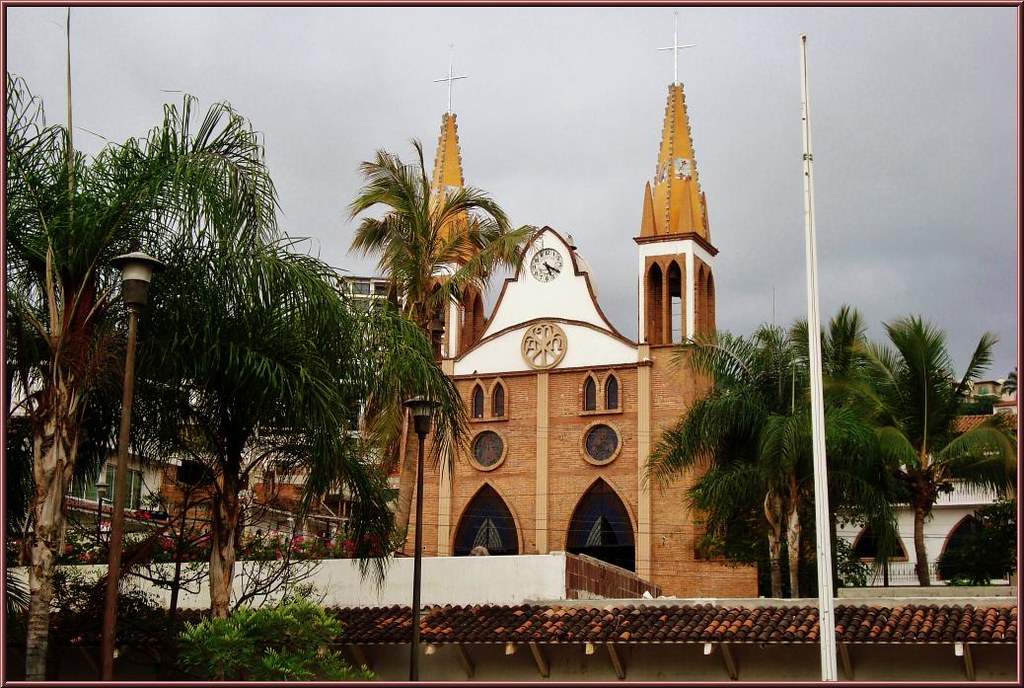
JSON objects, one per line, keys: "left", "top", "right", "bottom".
{"left": 520, "top": 321, "right": 568, "bottom": 370}
{"left": 583, "top": 423, "right": 621, "bottom": 465}
{"left": 471, "top": 430, "right": 506, "bottom": 471}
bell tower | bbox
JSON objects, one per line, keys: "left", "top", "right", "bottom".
{"left": 635, "top": 79, "right": 717, "bottom": 345}
{"left": 429, "top": 51, "right": 486, "bottom": 360}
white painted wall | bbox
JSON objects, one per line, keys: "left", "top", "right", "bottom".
{"left": 836, "top": 487, "right": 1007, "bottom": 586}
{"left": 11, "top": 553, "right": 571, "bottom": 610}
{"left": 454, "top": 322, "right": 637, "bottom": 376}
{"left": 481, "top": 228, "right": 621, "bottom": 339}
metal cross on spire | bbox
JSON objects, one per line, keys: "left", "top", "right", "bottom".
{"left": 433, "top": 43, "right": 468, "bottom": 114}
{"left": 657, "top": 12, "right": 696, "bottom": 84}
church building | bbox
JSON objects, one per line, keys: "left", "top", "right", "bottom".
{"left": 404, "top": 74, "right": 757, "bottom": 597}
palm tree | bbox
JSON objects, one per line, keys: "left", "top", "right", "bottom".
{"left": 863, "top": 317, "right": 1016, "bottom": 585}
{"left": 136, "top": 216, "right": 468, "bottom": 618}
{"left": 1003, "top": 368, "right": 1017, "bottom": 397}
{"left": 348, "top": 140, "right": 531, "bottom": 539}
{"left": 650, "top": 310, "right": 896, "bottom": 598}
{"left": 5, "top": 75, "right": 277, "bottom": 678}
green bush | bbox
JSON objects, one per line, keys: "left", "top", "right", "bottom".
{"left": 178, "top": 598, "right": 372, "bottom": 681}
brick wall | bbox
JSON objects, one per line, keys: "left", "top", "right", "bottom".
{"left": 565, "top": 552, "right": 662, "bottom": 599}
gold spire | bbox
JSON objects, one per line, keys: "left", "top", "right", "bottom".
{"left": 640, "top": 83, "right": 710, "bottom": 241}
{"left": 430, "top": 112, "right": 469, "bottom": 246}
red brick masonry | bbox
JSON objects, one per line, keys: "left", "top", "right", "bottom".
{"left": 565, "top": 554, "right": 662, "bottom": 599}
{"left": 331, "top": 603, "right": 1017, "bottom": 645}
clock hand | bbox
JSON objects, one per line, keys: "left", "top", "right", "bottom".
{"left": 544, "top": 262, "right": 560, "bottom": 274}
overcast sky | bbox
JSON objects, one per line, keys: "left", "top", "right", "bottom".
{"left": 6, "top": 6, "right": 1018, "bottom": 377}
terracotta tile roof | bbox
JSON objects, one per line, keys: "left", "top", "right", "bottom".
{"left": 954, "top": 415, "right": 993, "bottom": 433}
{"left": 330, "top": 604, "right": 1017, "bottom": 645}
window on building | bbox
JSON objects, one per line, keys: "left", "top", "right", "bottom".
{"left": 583, "top": 376, "right": 597, "bottom": 411}
{"left": 566, "top": 479, "right": 635, "bottom": 571}
{"left": 853, "top": 526, "right": 908, "bottom": 560}
{"left": 453, "top": 485, "right": 519, "bottom": 556}
{"left": 605, "top": 374, "right": 619, "bottom": 410}
{"left": 66, "top": 464, "right": 153, "bottom": 515}
{"left": 373, "top": 282, "right": 388, "bottom": 296}
{"left": 351, "top": 280, "right": 371, "bottom": 295}
{"left": 106, "top": 464, "right": 144, "bottom": 510}
{"left": 471, "top": 384, "right": 485, "bottom": 419}
{"left": 68, "top": 467, "right": 102, "bottom": 502}
{"left": 492, "top": 383, "right": 505, "bottom": 417}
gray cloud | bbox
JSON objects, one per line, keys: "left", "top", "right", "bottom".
{"left": 6, "top": 6, "right": 1017, "bottom": 377}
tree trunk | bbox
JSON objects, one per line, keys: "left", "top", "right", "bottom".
{"left": 913, "top": 504, "right": 930, "bottom": 586}
{"left": 209, "top": 461, "right": 241, "bottom": 618}
{"left": 26, "top": 394, "right": 80, "bottom": 680}
{"left": 391, "top": 410, "right": 414, "bottom": 549}
{"left": 767, "top": 531, "right": 784, "bottom": 598}
{"left": 764, "top": 491, "right": 784, "bottom": 598}
{"left": 785, "top": 500, "right": 802, "bottom": 598}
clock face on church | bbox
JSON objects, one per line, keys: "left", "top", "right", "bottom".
{"left": 530, "top": 248, "right": 563, "bottom": 283}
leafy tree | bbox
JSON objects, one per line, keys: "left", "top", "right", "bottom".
{"left": 937, "top": 499, "right": 1016, "bottom": 585}
{"left": 650, "top": 308, "right": 897, "bottom": 598}
{"left": 135, "top": 219, "right": 466, "bottom": 617}
{"left": 1003, "top": 368, "right": 1016, "bottom": 397}
{"left": 5, "top": 75, "right": 276, "bottom": 678}
{"left": 961, "top": 394, "right": 1000, "bottom": 415}
{"left": 178, "top": 598, "right": 372, "bottom": 680}
{"left": 348, "top": 140, "right": 531, "bottom": 539}
{"left": 863, "top": 317, "right": 1016, "bottom": 585}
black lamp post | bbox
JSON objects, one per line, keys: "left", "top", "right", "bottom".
{"left": 101, "top": 251, "right": 163, "bottom": 680}
{"left": 403, "top": 395, "right": 438, "bottom": 681}
{"left": 95, "top": 477, "right": 108, "bottom": 545}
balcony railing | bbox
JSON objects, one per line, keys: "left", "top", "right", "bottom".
{"left": 863, "top": 560, "right": 1010, "bottom": 587}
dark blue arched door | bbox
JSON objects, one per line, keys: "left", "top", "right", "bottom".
{"left": 566, "top": 479, "right": 635, "bottom": 571}
{"left": 453, "top": 484, "right": 519, "bottom": 556}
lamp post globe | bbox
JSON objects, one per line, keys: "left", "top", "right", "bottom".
{"left": 111, "top": 251, "right": 164, "bottom": 307}
{"left": 403, "top": 396, "right": 439, "bottom": 438}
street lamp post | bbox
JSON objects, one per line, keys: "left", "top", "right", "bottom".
{"left": 101, "top": 251, "right": 163, "bottom": 681}
{"left": 403, "top": 396, "right": 438, "bottom": 682}
{"left": 95, "top": 478, "right": 108, "bottom": 545}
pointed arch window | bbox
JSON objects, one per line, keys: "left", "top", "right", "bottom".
{"left": 471, "top": 384, "right": 484, "bottom": 419}
{"left": 492, "top": 382, "right": 505, "bottom": 418}
{"left": 453, "top": 485, "right": 519, "bottom": 556}
{"left": 852, "top": 526, "right": 908, "bottom": 561}
{"left": 583, "top": 376, "right": 597, "bottom": 411}
{"left": 566, "top": 479, "right": 635, "bottom": 571}
{"left": 605, "top": 374, "right": 619, "bottom": 410}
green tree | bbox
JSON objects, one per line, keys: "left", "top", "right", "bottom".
{"left": 863, "top": 317, "right": 1016, "bottom": 585}
{"left": 1003, "top": 368, "right": 1016, "bottom": 397}
{"left": 937, "top": 499, "right": 1016, "bottom": 585}
{"left": 650, "top": 309, "right": 897, "bottom": 598}
{"left": 5, "top": 75, "right": 276, "bottom": 678}
{"left": 136, "top": 218, "right": 466, "bottom": 618}
{"left": 348, "top": 140, "right": 531, "bottom": 539}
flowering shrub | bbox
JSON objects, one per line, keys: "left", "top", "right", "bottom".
{"left": 35, "top": 528, "right": 388, "bottom": 566}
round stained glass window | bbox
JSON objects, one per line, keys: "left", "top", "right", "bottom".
{"left": 472, "top": 431, "right": 505, "bottom": 470}
{"left": 584, "top": 424, "right": 619, "bottom": 464}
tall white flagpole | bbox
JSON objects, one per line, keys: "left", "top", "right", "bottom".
{"left": 799, "top": 33, "right": 838, "bottom": 682}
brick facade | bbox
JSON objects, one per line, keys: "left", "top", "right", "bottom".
{"left": 404, "top": 344, "right": 757, "bottom": 598}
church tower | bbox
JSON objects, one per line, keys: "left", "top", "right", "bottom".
{"left": 429, "top": 104, "right": 487, "bottom": 359}
{"left": 636, "top": 80, "right": 718, "bottom": 344}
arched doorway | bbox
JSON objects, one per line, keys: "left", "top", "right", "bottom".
{"left": 566, "top": 479, "right": 635, "bottom": 571}
{"left": 453, "top": 484, "right": 519, "bottom": 556}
